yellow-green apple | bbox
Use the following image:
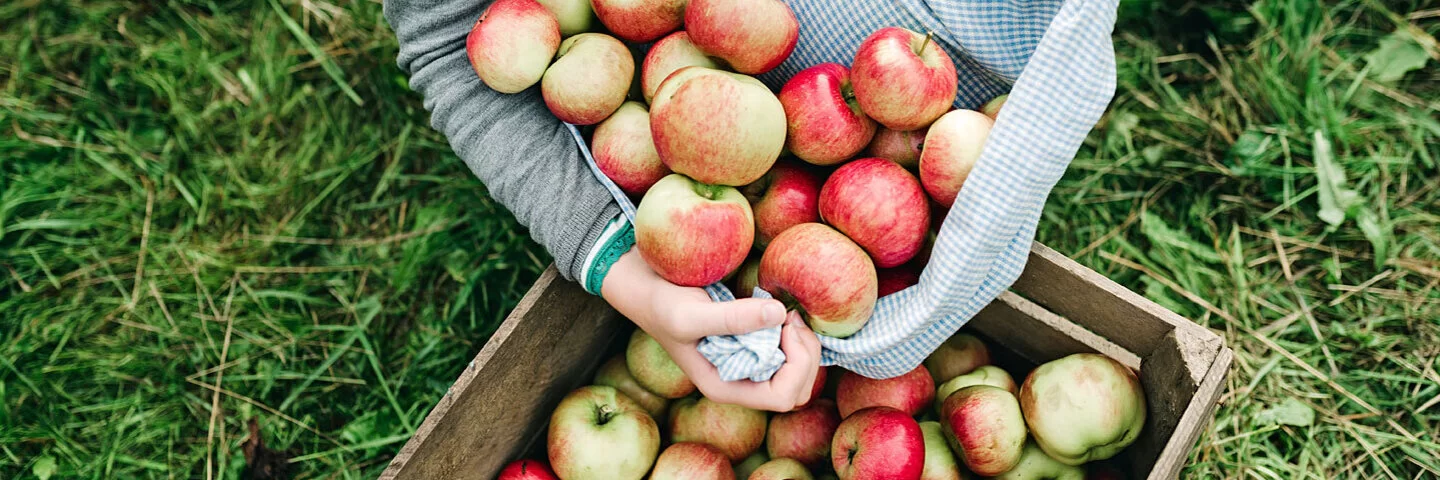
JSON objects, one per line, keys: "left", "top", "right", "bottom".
{"left": 625, "top": 329, "right": 696, "bottom": 399}
{"left": 547, "top": 385, "right": 660, "bottom": 479}
{"left": 993, "top": 441, "right": 1085, "bottom": 480}
{"left": 735, "top": 452, "right": 769, "bottom": 480}
{"left": 589, "top": 0, "right": 685, "bottom": 42}
{"left": 831, "top": 407, "right": 924, "bottom": 480}
{"left": 779, "top": 63, "right": 877, "bottom": 166}
{"left": 593, "top": 354, "right": 669, "bottom": 418}
{"left": 732, "top": 256, "right": 762, "bottom": 298}
{"left": 750, "top": 458, "right": 814, "bottom": 480}
{"left": 765, "top": 398, "right": 840, "bottom": 468}
{"left": 865, "top": 126, "right": 926, "bottom": 169}
{"left": 540, "top": 33, "right": 633, "bottom": 125}
{"left": 851, "top": 27, "right": 957, "bottom": 131}
{"left": 877, "top": 265, "right": 922, "bottom": 297}
{"left": 499, "top": 459, "right": 559, "bottom": 480}
{"left": 592, "top": 101, "right": 668, "bottom": 196}
{"left": 919, "top": 109, "right": 993, "bottom": 207}
{"left": 924, "top": 333, "right": 991, "bottom": 383}
{"left": 642, "top": 32, "right": 723, "bottom": 103}
{"left": 742, "top": 160, "right": 823, "bottom": 249}
{"left": 917, "top": 421, "right": 964, "bottom": 480}
{"left": 536, "top": 0, "right": 594, "bottom": 36}
{"left": 933, "top": 365, "right": 1017, "bottom": 413}
{"left": 651, "top": 442, "right": 736, "bottom": 480}
{"left": 939, "top": 385, "right": 1027, "bottom": 476}
{"left": 980, "top": 94, "right": 1008, "bottom": 120}
{"left": 836, "top": 364, "right": 934, "bottom": 418}
{"left": 757, "top": 223, "right": 877, "bottom": 338}
{"left": 818, "top": 158, "right": 930, "bottom": 268}
{"left": 466, "top": 0, "right": 561, "bottom": 94}
{"left": 634, "top": 174, "right": 754, "bottom": 286}
{"left": 651, "top": 67, "right": 786, "bottom": 186}
{"left": 669, "top": 397, "right": 768, "bottom": 462}
{"left": 1019, "top": 354, "right": 1145, "bottom": 465}
{"left": 685, "top": 0, "right": 798, "bottom": 74}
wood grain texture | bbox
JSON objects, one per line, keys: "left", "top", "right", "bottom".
{"left": 1128, "top": 328, "right": 1226, "bottom": 478}
{"left": 1148, "top": 347, "right": 1233, "bottom": 479}
{"left": 970, "top": 291, "right": 1142, "bottom": 370}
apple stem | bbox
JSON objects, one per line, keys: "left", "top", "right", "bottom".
{"left": 774, "top": 290, "right": 809, "bottom": 322}
{"left": 916, "top": 32, "right": 934, "bottom": 55}
{"left": 596, "top": 404, "right": 615, "bottom": 425}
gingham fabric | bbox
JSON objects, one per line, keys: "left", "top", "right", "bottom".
{"left": 567, "top": 0, "right": 1119, "bottom": 381}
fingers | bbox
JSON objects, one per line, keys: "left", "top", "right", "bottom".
{"left": 658, "top": 313, "right": 825, "bottom": 412}
{"left": 678, "top": 297, "right": 788, "bottom": 339}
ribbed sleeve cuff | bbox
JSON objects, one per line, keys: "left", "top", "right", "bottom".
{"left": 579, "top": 214, "right": 636, "bottom": 295}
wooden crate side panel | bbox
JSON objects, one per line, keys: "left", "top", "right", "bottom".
{"left": 1148, "top": 347, "right": 1232, "bottom": 480}
{"left": 969, "top": 291, "right": 1142, "bottom": 370}
{"left": 1129, "top": 327, "right": 1226, "bottom": 478}
{"left": 381, "top": 269, "right": 623, "bottom": 480}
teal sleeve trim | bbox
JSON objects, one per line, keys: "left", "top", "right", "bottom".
{"left": 582, "top": 219, "right": 635, "bottom": 296}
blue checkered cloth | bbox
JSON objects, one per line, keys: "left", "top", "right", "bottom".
{"left": 567, "top": 0, "right": 1119, "bottom": 381}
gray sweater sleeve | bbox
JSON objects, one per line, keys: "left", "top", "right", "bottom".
{"left": 384, "top": 0, "right": 623, "bottom": 282}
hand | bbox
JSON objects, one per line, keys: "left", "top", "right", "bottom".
{"left": 601, "top": 249, "right": 823, "bottom": 412}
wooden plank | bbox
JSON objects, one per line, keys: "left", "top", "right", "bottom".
{"left": 381, "top": 268, "right": 625, "bottom": 480}
{"left": 1126, "top": 327, "right": 1226, "bottom": 478}
{"left": 1147, "top": 347, "right": 1232, "bottom": 479}
{"left": 969, "top": 291, "right": 1142, "bottom": 370}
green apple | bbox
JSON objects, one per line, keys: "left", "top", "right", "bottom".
{"left": 749, "top": 458, "right": 813, "bottom": 480}
{"left": 592, "top": 354, "right": 668, "bottom": 418}
{"left": 536, "top": 0, "right": 595, "bottom": 36}
{"left": 1019, "top": 354, "right": 1146, "bottom": 465}
{"left": 918, "top": 421, "right": 964, "bottom": 480}
{"left": 625, "top": 329, "right": 695, "bottom": 399}
{"left": 992, "top": 441, "right": 1084, "bottom": 480}
{"left": 923, "top": 333, "right": 991, "bottom": 384}
{"left": 933, "top": 365, "right": 1017, "bottom": 414}
{"left": 734, "top": 452, "right": 769, "bottom": 480}
{"left": 547, "top": 385, "right": 659, "bottom": 479}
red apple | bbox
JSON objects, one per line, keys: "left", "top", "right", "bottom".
{"left": 835, "top": 364, "right": 934, "bottom": 418}
{"left": 536, "top": 0, "right": 595, "bottom": 36}
{"left": 651, "top": 442, "right": 736, "bottom": 480}
{"left": 851, "top": 27, "right": 957, "bottom": 131}
{"left": 919, "top": 109, "right": 993, "bottom": 207}
{"left": 651, "top": 67, "right": 786, "bottom": 186}
{"left": 589, "top": 0, "right": 685, "bottom": 42}
{"left": 732, "top": 256, "right": 762, "bottom": 299}
{"left": 993, "top": 441, "right": 1085, "bottom": 480}
{"left": 865, "top": 126, "right": 926, "bottom": 169}
{"left": 779, "top": 63, "right": 877, "bottom": 166}
{"left": 831, "top": 407, "right": 924, "bottom": 480}
{"left": 750, "top": 458, "right": 814, "bottom": 480}
{"left": 735, "top": 453, "right": 770, "bottom": 480}
{"left": 499, "top": 459, "right": 559, "bottom": 480}
{"left": 940, "top": 385, "right": 1027, "bottom": 476}
{"left": 742, "top": 160, "right": 823, "bottom": 249}
{"left": 685, "top": 0, "right": 798, "bottom": 74}
{"left": 1019, "top": 354, "right": 1146, "bottom": 465}
{"left": 669, "top": 397, "right": 769, "bottom": 462}
{"left": 642, "top": 31, "right": 723, "bottom": 103}
{"left": 626, "top": 329, "right": 696, "bottom": 399}
{"left": 924, "top": 333, "right": 991, "bottom": 383}
{"left": 466, "top": 0, "right": 561, "bottom": 94}
{"left": 798, "top": 364, "right": 828, "bottom": 409}
{"left": 593, "top": 354, "right": 670, "bottom": 418}
{"left": 758, "top": 223, "right": 877, "bottom": 338}
{"left": 540, "top": 33, "right": 633, "bottom": 125}
{"left": 766, "top": 398, "right": 840, "bottom": 468}
{"left": 933, "top": 365, "right": 1017, "bottom": 414}
{"left": 548, "top": 385, "right": 660, "bottom": 479}
{"left": 635, "top": 173, "right": 754, "bottom": 286}
{"left": 917, "top": 421, "right": 963, "bottom": 480}
{"left": 819, "top": 158, "right": 930, "bottom": 268}
{"left": 593, "top": 101, "right": 668, "bottom": 196}
{"left": 980, "top": 94, "right": 1008, "bottom": 120}
{"left": 877, "top": 266, "right": 922, "bottom": 297}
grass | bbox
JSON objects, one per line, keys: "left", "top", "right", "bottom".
{"left": 0, "top": 0, "right": 1436, "bottom": 478}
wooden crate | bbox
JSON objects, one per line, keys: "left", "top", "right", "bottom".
{"left": 380, "top": 242, "right": 1232, "bottom": 480}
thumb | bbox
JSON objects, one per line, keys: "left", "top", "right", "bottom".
{"left": 684, "top": 297, "right": 789, "bottom": 338}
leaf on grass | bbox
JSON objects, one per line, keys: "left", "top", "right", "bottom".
{"left": 1256, "top": 398, "right": 1315, "bottom": 427}
{"left": 1141, "top": 211, "right": 1223, "bottom": 263}
{"left": 32, "top": 456, "right": 56, "bottom": 480}
{"left": 1363, "top": 30, "right": 1430, "bottom": 83}
{"left": 1313, "top": 130, "right": 1358, "bottom": 229}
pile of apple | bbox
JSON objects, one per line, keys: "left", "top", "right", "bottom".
{"left": 468, "top": 0, "right": 1012, "bottom": 338}
{"left": 500, "top": 329, "right": 1146, "bottom": 480}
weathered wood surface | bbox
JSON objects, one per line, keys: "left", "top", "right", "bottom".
{"left": 1147, "top": 347, "right": 1233, "bottom": 479}
{"left": 970, "top": 291, "right": 1142, "bottom": 370}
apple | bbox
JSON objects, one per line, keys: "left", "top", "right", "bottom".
{"left": 980, "top": 94, "right": 1008, "bottom": 120}
{"left": 589, "top": 0, "right": 685, "bottom": 42}
{"left": 735, "top": 452, "right": 770, "bottom": 480}
{"left": 798, "top": 364, "right": 828, "bottom": 409}
{"left": 851, "top": 27, "right": 957, "bottom": 131}
{"left": 766, "top": 398, "right": 840, "bottom": 468}
{"left": 547, "top": 385, "right": 660, "bottom": 479}
{"left": 779, "top": 63, "right": 877, "bottom": 165}
{"left": 625, "top": 329, "right": 696, "bottom": 399}
{"left": 1019, "top": 354, "right": 1146, "bottom": 465}
{"left": 593, "top": 354, "right": 670, "bottom": 418}
{"left": 742, "top": 160, "right": 823, "bottom": 249}
{"left": 835, "top": 364, "right": 934, "bottom": 418}
{"left": 651, "top": 67, "right": 786, "bottom": 186}
{"left": 642, "top": 32, "right": 723, "bottom": 103}
{"left": 831, "top": 407, "right": 924, "bottom": 480}
{"left": 732, "top": 256, "right": 762, "bottom": 298}
{"left": 635, "top": 173, "right": 754, "bottom": 286}
{"left": 877, "top": 266, "right": 922, "bottom": 297}
{"left": 540, "top": 33, "right": 633, "bottom": 125}
{"left": 933, "top": 365, "right": 1017, "bottom": 414}
{"left": 917, "top": 421, "right": 963, "bottom": 480}
{"left": 592, "top": 101, "right": 668, "bottom": 196}
{"left": 499, "top": 459, "right": 559, "bottom": 480}
{"left": 749, "top": 458, "right": 814, "bottom": 480}
{"left": 758, "top": 223, "right": 877, "bottom": 338}
{"left": 939, "top": 385, "right": 1027, "bottom": 476}
{"left": 536, "top": 0, "right": 594, "bottom": 36}
{"left": 992, "top": 441, "right": 1085, "bottom": 480}
{"left": 919, "top": 109, "right": 993, "bottom": 207}
{"left": 865, "top": 126, "right": 926, "bottom": 170}
{"left": 651, "top": 442, "right": 737, "bottom": 480}
{"left": 685, "top": 0, "right": 798, "bottom": 74}
{"left": 669, "top": 397, "right": 769, "bottom": 462}
{"left": 819, "top": 158, "right": 930, "bottom": 268}
{"left": 466, "top": 0, "right": 561, "bottom": 94}
{"left": 924, "top": 333, "right": 991, "bottom": 383}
